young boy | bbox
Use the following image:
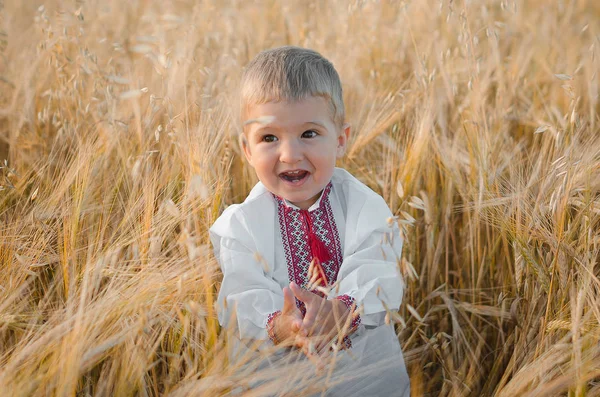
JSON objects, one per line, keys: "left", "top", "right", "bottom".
{"left": 210, "top": 46, "right": 410, "bottom": 396}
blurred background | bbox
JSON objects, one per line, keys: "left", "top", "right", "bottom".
{"left": 1, "top": 0, "right": 599, "bottom": 395}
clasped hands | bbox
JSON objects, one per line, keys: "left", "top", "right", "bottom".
{"left": 273, "top": 282, "right": 353, "bottom": 357}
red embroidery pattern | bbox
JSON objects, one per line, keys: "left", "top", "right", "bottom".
{"left": 266, "top": 310, "right": 282, "bottom": 344}
{"left": 335, "top": 294, "right": 362, "bottom": 331}
{"left": 275, "top": 183, "right": 342, "bottom": 298}
{"left": 335, "top": 294, "right": 362, "bottom": 348}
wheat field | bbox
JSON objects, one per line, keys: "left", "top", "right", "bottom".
{"left": 1, "top": 0, "right": 599, "bottom": 395}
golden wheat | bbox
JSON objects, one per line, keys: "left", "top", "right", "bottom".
{"left": 1, "top": 0, "right": 599, "bottom": 395}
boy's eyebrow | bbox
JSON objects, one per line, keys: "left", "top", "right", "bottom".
{"left": 242, "top": 116, "right": 276, "bottom": 127}
{"left": 243, "top": 118, "right": 328, "bottom": 132}
{"left": 304, "top": 121, "right": 327, "bottom": 128}
{"left": 245, "top": 120, "right": 327, "bottom": 129}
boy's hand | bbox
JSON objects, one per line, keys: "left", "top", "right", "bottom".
{"left": 289, "top": 282, "right": 351, "bottom": 352}
{"left": 273, "top": 286, "right": 304, "bottom": 345}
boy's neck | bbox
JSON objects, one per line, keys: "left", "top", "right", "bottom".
{"left": 273, "top": 182, "right": 333, "bottom": 211}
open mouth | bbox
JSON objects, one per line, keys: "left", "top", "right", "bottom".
{"left": 279, "top": 170, "right": 310, "bottom": 183}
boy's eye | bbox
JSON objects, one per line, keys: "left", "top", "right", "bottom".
{"left": 302, "top": 130, "right": 318, "bottom": 139}
{"left": 262, "top": 134, "right": 278, "bottom": 143}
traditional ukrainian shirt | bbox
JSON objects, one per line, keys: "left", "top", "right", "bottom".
{"left": 210, "top": 168, "right": 404, "bottom": 345}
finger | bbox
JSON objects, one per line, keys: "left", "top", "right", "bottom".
{"left": 289, "top": 283, "right": 322, "bottom": 332}
{"left": 291, "top": 318, "right": 302, "bottom": 333}
{"left": 299, "top": 336, "right": 315, "bottom": 358}
{"left": 301, "top": 304, "right": 319, "bottom": 336}
{"left": 294, "top": 334, "right": 308, "bottom": 350}
{"left": 290, "top": 282, "right": 314, "bottom": 304}
{"left": 282, "top": 286, "right": 295, "bottom": 314}
{"left": 295, "top": 322, "right": 308, "bottom": 337}
{"left": 300, "top": 325, "right": 309, "bottom": 337}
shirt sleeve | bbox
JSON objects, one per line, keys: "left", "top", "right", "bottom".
{"left": 334, "top": 192, "right": 404, "bottom": 327}
{"left": 210, "top": 206, "right": 284, "bottom": 341}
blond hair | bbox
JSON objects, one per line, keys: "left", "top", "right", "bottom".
{"left": 240, "top": 46, "right": 345, "bottom": 127}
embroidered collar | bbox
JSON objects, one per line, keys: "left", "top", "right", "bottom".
{"left": 272, "top": 182, "right": 333, "bottom": 212}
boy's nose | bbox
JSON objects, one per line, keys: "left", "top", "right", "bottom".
{"left": 279, "top": 140, "right": 303, "bottom": 164}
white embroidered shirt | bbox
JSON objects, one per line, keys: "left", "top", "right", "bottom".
{"left": 210, "top": 168, "right": 405, "bottom": 342}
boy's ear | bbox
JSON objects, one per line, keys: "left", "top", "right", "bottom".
{"left": 336, "top": 123, "right": 351, "bottom": 158}
{"left": 239, "top": 133, "right": 254, "bottom": 167}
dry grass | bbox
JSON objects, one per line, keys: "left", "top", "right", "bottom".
{"left": 1, "top": 0, "right": 600, "bottom": 395}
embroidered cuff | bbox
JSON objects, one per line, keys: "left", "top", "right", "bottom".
{"left": 342, "top": 335, "right": 353, "bottom": 350}
{"left": 334, "top": 294, "right": 361, "bottom": 348}
{"left": 266, "top": 311, "right": 282, "bottom": 345}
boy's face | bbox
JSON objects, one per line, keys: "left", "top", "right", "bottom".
{"left": 241, "top": 96, "right": 350, "bottom": 210}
